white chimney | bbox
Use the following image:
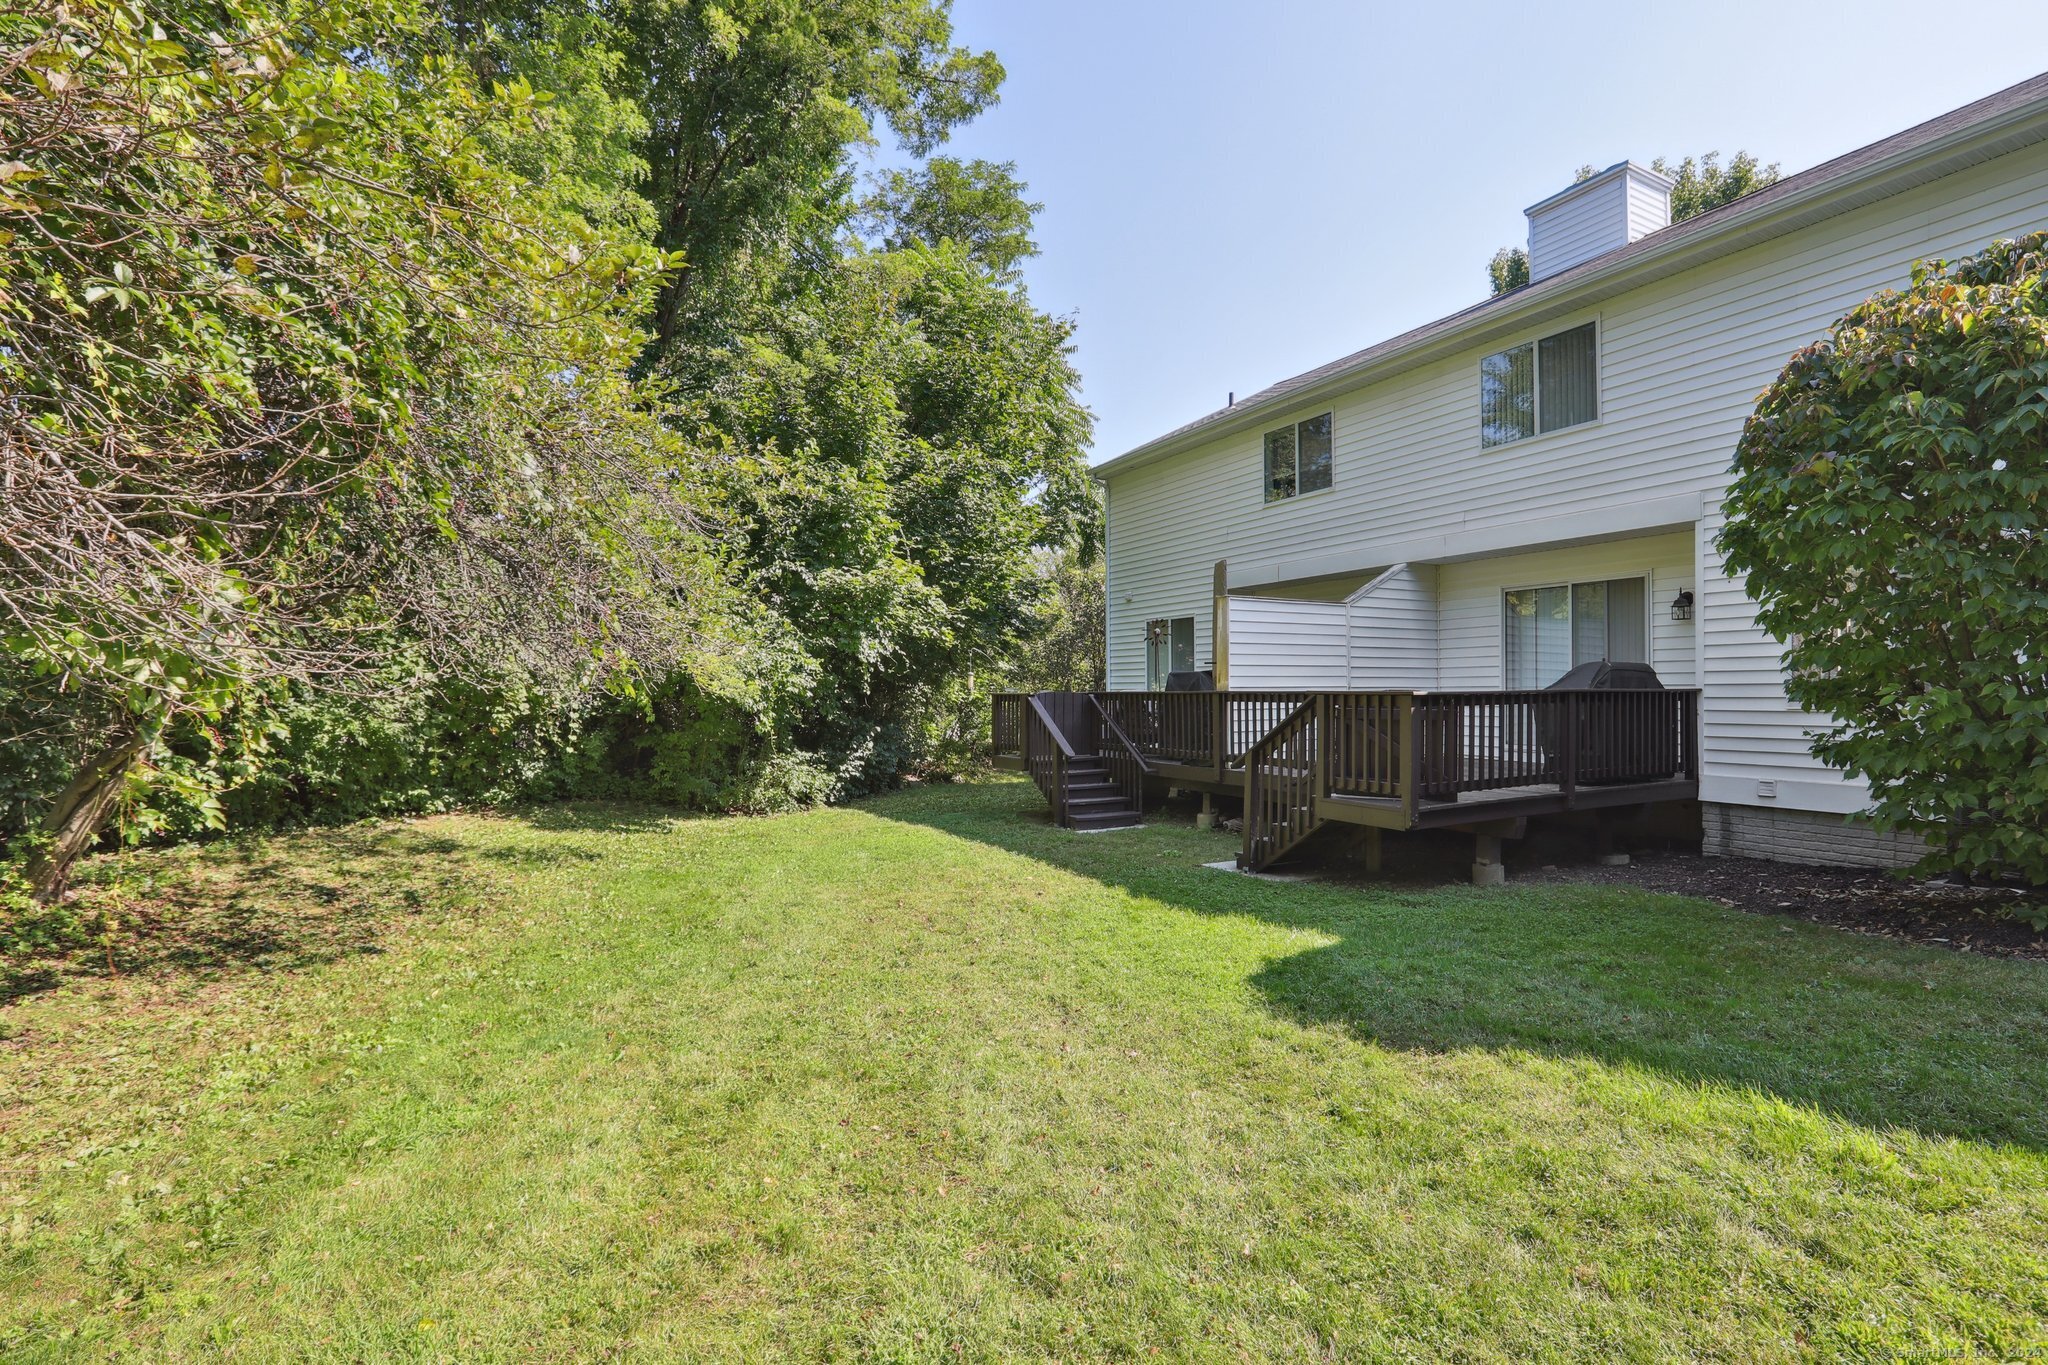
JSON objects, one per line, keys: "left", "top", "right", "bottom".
{"left": 1524, "top": 161, "right": 1674, "bottom": 282}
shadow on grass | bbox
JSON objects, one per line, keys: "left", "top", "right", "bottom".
{"left": 3, "top": 824, "right": 475, "bottom": 1004}
{"left": 1, "top": 802, "right": 700, "bottom": 1004}
{"left": 875, "top": 779, "right": 2048, "bottom": 1152}
{"left": 508, "top": 801, "right": 698, "bottom": 835}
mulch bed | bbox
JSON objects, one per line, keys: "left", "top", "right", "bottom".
{"left": 1178, "top": 796, "right": 2047, "bottom": 960}
{"left": 1518, "top": 851, "right": 2048, "bottom": 961}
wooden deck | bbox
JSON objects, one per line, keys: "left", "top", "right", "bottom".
{"left": 993, "top": 688, "right": 1701, "bottom": 871}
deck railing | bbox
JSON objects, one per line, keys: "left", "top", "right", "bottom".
{"left": 1083, "top": 691, "right": 1320, "bottom": 773}
{"left": 1095, "top": 692, "right": 1211, "bottom": 765}
{"left": 996, "top": 687, "right": 1699, "bottom": 812}
{"left": 1224, "top": 691, "right": 1316, "bottom": 766}
{"left": 992, "top": 693, "right": 1024, "bottom": 758}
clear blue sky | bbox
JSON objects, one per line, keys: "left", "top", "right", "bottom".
{"left": 886, "top": 2, "right": 2047, "bottom": 462}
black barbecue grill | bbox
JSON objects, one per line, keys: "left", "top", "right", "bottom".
{"left": 1540, "top": 660, "right": 1676, "bottom": 784}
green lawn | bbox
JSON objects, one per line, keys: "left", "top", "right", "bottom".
{"left": 3, "top": 778, "right": 2046, "bottom": 1361}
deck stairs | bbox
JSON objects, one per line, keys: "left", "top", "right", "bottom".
{"left": 1019, "top": 691, "right": 1147, "bottom": 831}
{"left": 1064, "top": 757, "right": 1143, "bottom": 830}
{"left": 1238, "top": 698, "right": 1327, "bottom": 872}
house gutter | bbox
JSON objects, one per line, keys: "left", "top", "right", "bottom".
{"left": 1091, "top": 76, "right": 2048, "bottom": 482}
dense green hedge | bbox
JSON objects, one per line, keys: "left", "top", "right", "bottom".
{"left": 1723, "top": 232, "right": 2048, "bottom": 885}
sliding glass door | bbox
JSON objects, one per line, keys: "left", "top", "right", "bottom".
{"left": 1144, "top": 616, "right": 1194, "bottom": 691}
{"left": 1504, "top": 577, "right": 1649, "bottom": 687}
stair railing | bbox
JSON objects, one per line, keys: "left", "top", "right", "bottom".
{"left": 1088, "top": 695, "right": 1152, "bottom": 818}
{"left": 1023, "top": 693, "right": 1076, "bottom": 826}
{"left": 1239, "top": 697, "right": 1321, "bottom": 871}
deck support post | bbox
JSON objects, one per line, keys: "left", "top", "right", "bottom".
{"left": 1195, "top": 792, "right": 1217, "bottom": 831}
{"left": 1472, "top": 832, "right": 1506, "bottom": 887}
{"left": 1210, "top": 690, "right": 1226, "bottom": 787}
{"left": 1396, "top": 694, "right": 1420, "bottom": 830}
{"left": 1363, "top": 827, "right": 1383, "bottom": 874}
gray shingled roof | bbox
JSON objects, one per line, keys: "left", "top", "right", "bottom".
{"left": 1094, "top": 69, "right": 2048, "bottom": 478}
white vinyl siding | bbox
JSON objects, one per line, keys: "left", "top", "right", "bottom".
{"left": 1695, "top": 501, "right": 1869, "bottom": 813}
{"left": 1224, "top": 598, "right": 1348, "bottom": 689}
{"left": 1221, "top": 537, "right": 1687, "bottom": 693}
{"left": 1223, "top": 563, "right": 1440, "bottom": 691}
{"left": 1346, "top": 564, "right": 1438, "bottom": 689}
{"left": 1103, "top": 136, "right": 2048, "bottom": 813}
{"left": 1626, "top": 174, "right": 1672, "bottom": 241}
{"left": 1526, "top": 163, "right": 1674, "bottom": 282}
{"left": 1527, "top": 172, "right": 1630, "bottom": 282}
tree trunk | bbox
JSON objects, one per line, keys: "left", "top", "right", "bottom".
{"left": 23, "top": 731, "right": 147, "bottom": 902}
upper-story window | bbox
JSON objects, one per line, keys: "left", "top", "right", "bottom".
{"left": 1480, "top": 322, "right": 1598, "bottom": 448}
{"left": 1264, "top": 413, "right": 1333, "bottom": 502}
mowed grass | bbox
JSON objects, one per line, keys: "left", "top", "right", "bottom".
{"left": 3, "top": 778, "right": 2047, "bottom": 1361}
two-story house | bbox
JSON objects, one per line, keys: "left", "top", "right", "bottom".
{"left": 1091, "top": 72, "right": 2048, "bottom": 868}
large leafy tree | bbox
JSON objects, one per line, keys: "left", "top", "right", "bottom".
{"left": 606, "top": 0, "right": 1093, "bottom": 791}
{"left": 694, "top": 240, "right": 1095, "bottom": 788}
{"left": 0, "top": 0, "right": 721, "bottom": 894}
{"left": 618, "top": 0, "right": 1003, "bottom": 351}
{"left": 442, "top": 0, "right": 657, "bottom": 236}
{"left": 1487, "top": 150, "right": 1780, "bottom": 295}
{"left": 1005, "top": 550, "right": 1105, "bottom": 693}
{"left": 1658, "top": 150, "right": 1778, "bottom": 223}
{"left": 861, "top": 156, "right": 1041, "bottom": 278}
{"left": 3, "top": 0, "right": 1095, "bottom": 887}
{"left": 1720, "top": 233, "right": 2048, "bottom": 885}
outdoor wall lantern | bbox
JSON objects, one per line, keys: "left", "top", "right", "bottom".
{"left": 1671, "top": 589, "right": 1695, "bottom": 622}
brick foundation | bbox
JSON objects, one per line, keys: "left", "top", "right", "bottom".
{"left": 1702, "top": 802, "right": 1928, "bottom": 870}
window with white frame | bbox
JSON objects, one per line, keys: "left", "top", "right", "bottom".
{"left": 1144, "top": 616, "right": 1195, "bottom": 690}
{"left": 1503, "top": 577, "right": 1647, "bottom": 687}
{"left": 1263, "top": 413, "right": 1333, "bottom": 502}
{"left": 1480, "top": 322, "right": 1598, "bottom": 448}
